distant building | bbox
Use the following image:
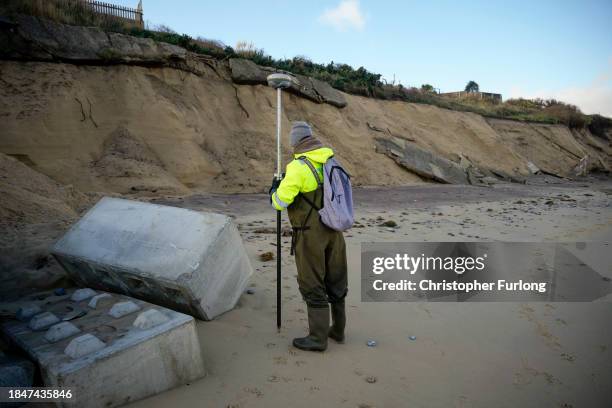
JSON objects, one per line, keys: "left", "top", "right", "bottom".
{"left": 439, "top": 91, "right": 502, "bottom": 104}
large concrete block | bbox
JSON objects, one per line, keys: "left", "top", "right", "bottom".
{"left": 51, "top": 197, "right": 253, "bottom": 320}
{"left": 1, "top": 289, "right": 205, "bottom": 408}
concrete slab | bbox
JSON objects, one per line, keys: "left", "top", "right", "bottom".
{"left": 51, "top": 197, "right": 253, "bottom": 320}
{"left": 1, "top": 288, "right": 205, "bottom": 408}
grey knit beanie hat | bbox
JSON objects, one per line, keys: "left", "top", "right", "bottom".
{"left": 289, "top": 121, "right": 313, "bottom": 147}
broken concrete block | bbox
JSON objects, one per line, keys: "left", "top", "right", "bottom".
{"left": 64, "top": 334, "right": 106, "bottom": 359}
{"left": 375, "top": 137, "right": 469, "bottom": 184}
{"left": 0, "top": 352, "right": 35, "bottom": 388}
{"left": 28, "top": 312, "right": 60, "bottom": 331}
{"left": 1, "top": 289, "right": 205, "bottom": 408}
{"left": 108, "top": 301, "right": 140, "bottom": 318}
{"left": 88, "top": 293, "right": 113, "bottom": 309}
{"left": 70, "top": 288, "right": 97, "bottom": 302}
{"left": 574, "top": 155, "right": 589, "bottom": 176}
{"left": 16, "top": 304, "right": 42, "bottom": 321}
{"left": 133, "top": 309, "right": 169, "bottom": 330}
{"left": 52, "top": 197, "right": 253, "bottom": 320}
{"left": 309, "top": 77, "right": 348, "bottom": 108}
{"left": 44, "top": 322, "right": 81, "bottom": 343}
{"left": 527, "top": 161, "right": 541, "bottom": 174}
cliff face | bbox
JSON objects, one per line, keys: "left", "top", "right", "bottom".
{"left": 0, "top": 16, "right": 609, "bottom": 196}
{"left": 488, "top": 119, "right": 611, "bottom": 177}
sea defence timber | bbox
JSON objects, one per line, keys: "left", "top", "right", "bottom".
{"left": 51, "top": 197, "right": 253, "bottom": 320}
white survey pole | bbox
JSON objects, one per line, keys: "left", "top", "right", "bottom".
{"left": 267, "top": 74, "right": 293, "bottom": 181}
{"left": 266, "top": 73, "right": 295, "bottom": 331}
{"left": 276, "top": 87, "right": 282, "bottom": 179}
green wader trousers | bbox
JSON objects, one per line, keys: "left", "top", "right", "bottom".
{"left": 288, "top": 187, "right": 348, "bottom": 309}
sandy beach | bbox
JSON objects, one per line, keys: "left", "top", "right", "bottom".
{"left": 117, "top": 179, "right": 612, "bottom": 408}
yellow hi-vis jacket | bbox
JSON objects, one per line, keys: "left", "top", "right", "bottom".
{"left": 271, "top": 147, "right": 334, "bottom": 211}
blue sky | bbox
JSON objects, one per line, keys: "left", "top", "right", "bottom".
{"left": 116, "top": 0, "right": 611, "bottom": 116}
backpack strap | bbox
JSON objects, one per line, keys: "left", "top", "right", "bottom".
{"left": 288, "top": 157, "right": 323, "bottom": 256}
{"left": 300, "top": 193, "right": 320, "bottom": 212}
{"left": 298, "top": 156, "right": 323, "bottom": 186}
{"left": 296, "top": 156, "right": 322, "bottom": 211}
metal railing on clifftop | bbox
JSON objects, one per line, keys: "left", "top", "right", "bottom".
{"left": 11, "top": 0, "right": 144, "bottom": 30}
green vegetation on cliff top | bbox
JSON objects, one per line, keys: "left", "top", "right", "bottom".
{"left": 124, "top": 27, "right": 603, "bottom": 130}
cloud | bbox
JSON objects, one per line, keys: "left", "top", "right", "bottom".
{"left": 509, "top": 63, "right": 612, "bottom": 118}
{"left": 318, "top": 0, "right": 365, "bottom": 31}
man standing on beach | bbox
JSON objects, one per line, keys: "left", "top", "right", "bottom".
{"left": 270, "top": 121, "right": 348, "bottom": 352}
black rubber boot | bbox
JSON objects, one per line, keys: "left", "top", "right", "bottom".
{"left": 293, "top": 305, "right": 329, "bottom": 352}
{"left": 328, "top": 301, "right": 346, "bottom": 343}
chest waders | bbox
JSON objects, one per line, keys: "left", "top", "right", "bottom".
{"left": 288, "top": 158, "right": 348, "bottom": 351}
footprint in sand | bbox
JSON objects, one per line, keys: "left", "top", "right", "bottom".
{"left": 513, "top": 358, "right": 562, "bottom": 387}
{"left": 560, "top": 352, "right": 575, "bottom": 362}
{"left": 518, "top": 304, "right": 562, "bottom": 350}
{"left": 243, "top": 387, "right": 263, "bottom": 397}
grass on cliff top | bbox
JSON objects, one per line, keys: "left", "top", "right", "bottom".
{"left": 111, "top": 28, "right": 611, "bottom": 131}
{"left": 124, "top": 28, "right": 598, "bottom": 129}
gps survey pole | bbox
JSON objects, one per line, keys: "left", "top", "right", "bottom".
{"left": 267, "top": 73, "right": 293, "bottom": 332}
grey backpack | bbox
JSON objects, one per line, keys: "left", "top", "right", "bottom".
{"left": 299, "top": 156, "right": 354, "bottom": 231}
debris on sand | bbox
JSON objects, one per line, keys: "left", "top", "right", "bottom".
{"left": 379, "top": 220, "right": 398, "bottom": 228}
{"left": 259, "top": 252, "right": 274, "bottom": 262}
{"left": 254, "top": 227, "right": 276, "bottom": 234}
